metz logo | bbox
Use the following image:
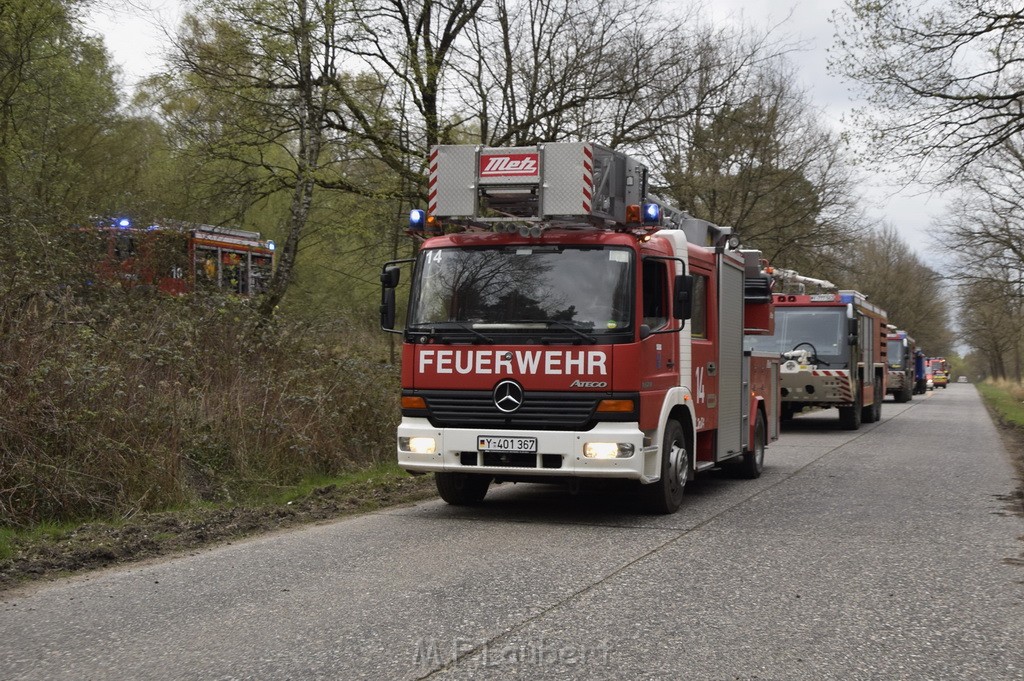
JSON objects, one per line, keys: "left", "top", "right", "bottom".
{"left": 480, "top": 153, "right": 539, "bottom": 177}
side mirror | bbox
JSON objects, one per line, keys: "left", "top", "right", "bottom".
{"left": 674, "top": 274, "right": 693, "bottom": 322}
{"left": 380, "top": 265, "right": 402, "bottom": 330}
{"left": 380, "top": 267, "right": 401, "bottom": 288}
{"left": 848, "top": 317, "right": 858, "bottom": 346}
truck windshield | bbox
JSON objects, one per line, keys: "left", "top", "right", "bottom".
{"left": 408, "top": 245, "right": 634, "bottom": 337}
{"left": 887, "top": 340, "right": 905, "bottom": 369}
{"left": 746, "top": 307, "right": 850, "bottom": 367}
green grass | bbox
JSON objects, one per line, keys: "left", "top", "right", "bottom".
{"left": 0, "top": 520, "right": 80, "bottom": 560}
{"left": 976, "top": 381, "right": 1024, "bottom": 430}
{"left": 271, "top": 461, "right": 411, "bottom": 505}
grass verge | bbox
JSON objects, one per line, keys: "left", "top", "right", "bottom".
{"left": 0, "top": 463, "right": 436, "bottom": 593}
{"left": 975, "top": 381, "right": 1024, "bottom": 516}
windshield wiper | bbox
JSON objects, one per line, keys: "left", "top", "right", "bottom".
{"left": 544, "top": 319, "right": 598, "bottom": 343}
{"left": 502, "top": 318, "right": 597, "bottom": 344}
{"left": 407, "top": 322, "right": 494, "bottom": 344}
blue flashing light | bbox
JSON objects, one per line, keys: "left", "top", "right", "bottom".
{"left": 839, "top": 293, "right": 855, "bottom": 304}
{"left": 409, "top": 209, "right": 426, "bottom": 231}
{"left": 642, "top": 203, "right": 660, "bottom": 224}
{"left": 117, "top": 217, "right": 131, "bottom": 229}
{"left": 266, "top": 240, "right": 275, "bottom": 252}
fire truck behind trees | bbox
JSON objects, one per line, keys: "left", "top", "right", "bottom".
{"left": 91, "top": 217, "right": 276, "bottom": 295}
{"left": 886, "top": 329, "right": 916, "bottom": 403}
{"left": 746, "top": 269, "right": 889, "bottom": 430}
{"left": 380, "top": 142, "right": 780, "bottom": 514}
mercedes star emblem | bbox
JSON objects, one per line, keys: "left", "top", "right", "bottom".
{"left": 492, "top": 380, "right": 524, "bottom": 413}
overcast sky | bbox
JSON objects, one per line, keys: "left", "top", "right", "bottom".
{"left": 84, "top": 0, "right": 947, "bottom": 253}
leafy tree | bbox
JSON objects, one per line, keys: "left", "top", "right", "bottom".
{"left": 162, "top": 0, "right": 410, "bottom": 319}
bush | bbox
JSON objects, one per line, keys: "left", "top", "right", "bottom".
{"left": 0, "top": 283, "right": 400, "bottom": 527}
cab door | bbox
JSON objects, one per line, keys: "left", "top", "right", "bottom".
{"left": 638, "top": 257, "right": 679, "bottom": 430}
{"left": 689, "top": 261, "right": 717, "bottom": 433}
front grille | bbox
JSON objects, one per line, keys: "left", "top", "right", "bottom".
{"left": 407, "top": 390, "right": 636, "bottom": 431}
{"left": 459, "top": 451, "right": 564, "bottom": 469}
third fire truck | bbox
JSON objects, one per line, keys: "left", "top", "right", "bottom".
{"left": 746, "top": 270, "right": 889, "bottom": 430}
{"left": 380, "top": 143, "right": 780, "bottom": 513}
{"left": 886, "top": 329, "right": 915, "bottom": 403}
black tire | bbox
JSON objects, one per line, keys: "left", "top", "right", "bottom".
{"left": 736, "top": 411, "right": 766, "bottom": 479}
{"left": 781, "top": 403, "right": 795, "bottom": 421}
{"left": 896, "top": 377, "right": 913, "bottom": 403}
{"left": 639, "top": 419, "right": 688, "bottom": 514}
{"left": 839, "top": 385, "right": 862, "bottom": 430}
{"left": 435, "top": 472, "right": 491, "bottom": 505}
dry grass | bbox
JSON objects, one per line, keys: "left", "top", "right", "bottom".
{"left": 0, "top": 284, "right": 399, "bottom": 528}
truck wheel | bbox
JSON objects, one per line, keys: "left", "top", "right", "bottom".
{"left": 737, "top": 412, "right": 766, "bottom": 479}
{"left": 896, "top": 380, "right": 912, "bottom": 403}
{"left": 435, "top": 472, "right": 491, "bottom": 505}
{"left": 781, "top": 404, "right": 795, "bottom": 421}
{"left": 839, "top": 386, "right": 862, "bottom": 430}
{"left": 639, "top": 419, "right": 688, "bottom": 514}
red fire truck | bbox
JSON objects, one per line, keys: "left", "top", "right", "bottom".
{"left": 380, "top": 143, "right": 780, "bottom": 513}
{"left": 928, "top": 357, "right": 949, "bottom": 388}
{"left": 886, "top": 329, "right": 916, "bottom": 403}
{"left": 92, "top": 217, "right": 276, "bottom": 296}
{"left": 746, "top": 270, "right": 889, "bottom": 429}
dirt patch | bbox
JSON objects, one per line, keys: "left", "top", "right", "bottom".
{"left": 0, "top": 474, "right": 436, "bottom": 593}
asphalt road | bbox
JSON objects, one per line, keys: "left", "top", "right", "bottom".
{"left": 2, "top": 384, "right": 1022, "bottom": 680}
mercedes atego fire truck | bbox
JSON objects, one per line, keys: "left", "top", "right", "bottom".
{"left": 380, "top": 143, "right": 780, "bottom": 513}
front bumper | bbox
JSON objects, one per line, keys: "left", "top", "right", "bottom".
{"left": 780, "top": 369, "right": 854, "bottom": 406}
{"left": 396, "top": 417, "right": 650, "bottom": 480}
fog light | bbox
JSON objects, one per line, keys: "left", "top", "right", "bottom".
{"left": 583, "top": 442, "right": 635, "bottom": 459}
{"left": 399, "top": 436, "right": 436, "bottom": 454}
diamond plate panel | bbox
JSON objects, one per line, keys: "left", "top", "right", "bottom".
{"left": 431, "top": 145, "right": 478, "bottom": 217}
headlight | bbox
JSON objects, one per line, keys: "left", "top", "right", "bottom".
{"left": 583, "top": 442, "right": 635, "bottom": 459}
{"left": 399, "top": 437, "right": 436, "bottom": 454}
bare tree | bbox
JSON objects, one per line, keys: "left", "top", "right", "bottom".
{"left": 832, "top": 0, "right": 1024, "bottom": 182}
{"left": 650, "top": 57, "right": 865, "bottom": 276}
{"left": 835, "top": 223, "right": 955, "bottom": 356}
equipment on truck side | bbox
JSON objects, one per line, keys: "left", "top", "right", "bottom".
{"left": 913, "top": 349, "right": 928, "bottom": 394}
{"left": 885, "top": 329, "right": 916, "bottom": 403}
{"left": 746, "top": 270, "right": 889, "bottom": 430}
{"left": 380, "top": 142, "right": 781, "bottom": 513}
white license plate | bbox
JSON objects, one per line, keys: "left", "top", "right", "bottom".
{"left": 477, "top": 436, "right": 537, "bottom": 453}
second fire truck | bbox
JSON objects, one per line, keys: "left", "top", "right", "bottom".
{"left": 381, "top": 142, "right": 780, "bottom": 513}
{"left": 746, "top": 270, "right": 889, "bottom": 430}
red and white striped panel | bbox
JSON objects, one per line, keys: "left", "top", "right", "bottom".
{"left": 582, "top": 145, "right": 593, "bottom": 213}
{"left": 813, "top": 370, "right": 853, "bottom": 401}
{"left": 427, "top": 148, "right": 439, "bottom": 216}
